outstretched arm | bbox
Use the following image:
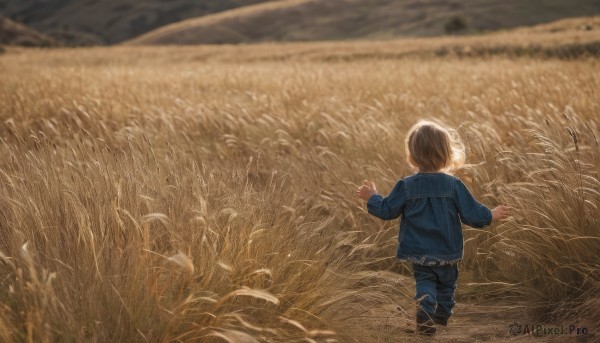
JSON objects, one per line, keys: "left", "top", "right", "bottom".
{"left": 454, "top": 179, "right": 509, "bottom": 228}
{"left": 357, "top": 179, "right": 406, "bottom": 220}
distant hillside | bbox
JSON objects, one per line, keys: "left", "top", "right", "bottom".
{"left": 0, "top": 15, "right": 58, "bottom": 47}
{"left": 127, "top": 0, "right": 600, "bottom": 45}
{"left": 0, "top": 0, "right": 278, "bottom": 45}
{"left": 3, "top": 0, "right": 600, "bottom": 46}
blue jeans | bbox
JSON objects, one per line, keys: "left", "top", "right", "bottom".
{"left": 413, "top": 263, "right": 458, "bottom": 322}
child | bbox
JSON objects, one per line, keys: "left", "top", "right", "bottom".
{"left": 356, "top": 120, "right": 509, "bottom": 336}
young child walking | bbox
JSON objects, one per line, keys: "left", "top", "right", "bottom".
{"left": 356, "top": 120, "right": 509, "bottom": 336}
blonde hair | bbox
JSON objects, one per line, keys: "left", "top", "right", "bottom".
{"left": 405, "top": 120, "right": 465, "bottom": 173}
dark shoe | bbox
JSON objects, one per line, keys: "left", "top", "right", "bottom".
{"left": 434, "top": 316, "right": 448, "bottom": 326}
{"left": 416, "top": 311, "right": 436, "bottom": 336}
{"left": 417, "top": 318, "right": 436, "bottom": 336}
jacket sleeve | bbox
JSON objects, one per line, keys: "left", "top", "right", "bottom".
{"left": 367, "top": 180, "right": 406, "bottom": 220}
{"left": 453, "top": 179, "right": 492, "bottom": 228}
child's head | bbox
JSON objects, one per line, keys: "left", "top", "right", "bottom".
{"left": 405, "top": 120, "right": 465, "bottom": 173}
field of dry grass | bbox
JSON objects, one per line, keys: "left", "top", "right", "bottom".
{"left": 0, "top": 36, "right": 599, "bottom": 342}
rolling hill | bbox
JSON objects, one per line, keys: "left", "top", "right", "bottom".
{"left": 0, "top": 0, "right": 277, "bottom": 45}
{"left": 2, "top": 0, "right": 600, "bottom": 46}
{"left": 0, "top": 15, "right": 58, "bottom": 47}
{"left": 127, "top": 0, "right": 600, "bottom": 45}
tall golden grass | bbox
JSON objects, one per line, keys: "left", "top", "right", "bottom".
{"left": 0, "top": 44, "right": 599, "bottom": 342}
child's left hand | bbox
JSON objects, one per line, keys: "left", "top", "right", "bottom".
{"left": 356, "top": 180, "right": 377, "bottom": 201}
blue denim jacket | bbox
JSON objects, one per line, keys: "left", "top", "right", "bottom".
{"left": 367, "top": 172, "right": 492, "bottom": 266}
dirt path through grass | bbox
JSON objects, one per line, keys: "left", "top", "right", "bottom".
{"left": 342, "top": 272, "right": 595, "bottom": 343}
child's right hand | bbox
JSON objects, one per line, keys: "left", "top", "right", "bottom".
{"left": 356, "top": 180, "right": 377, "bottom": 201}
{"left": 491, "top": 205, "right": 510, "bottom": 221}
